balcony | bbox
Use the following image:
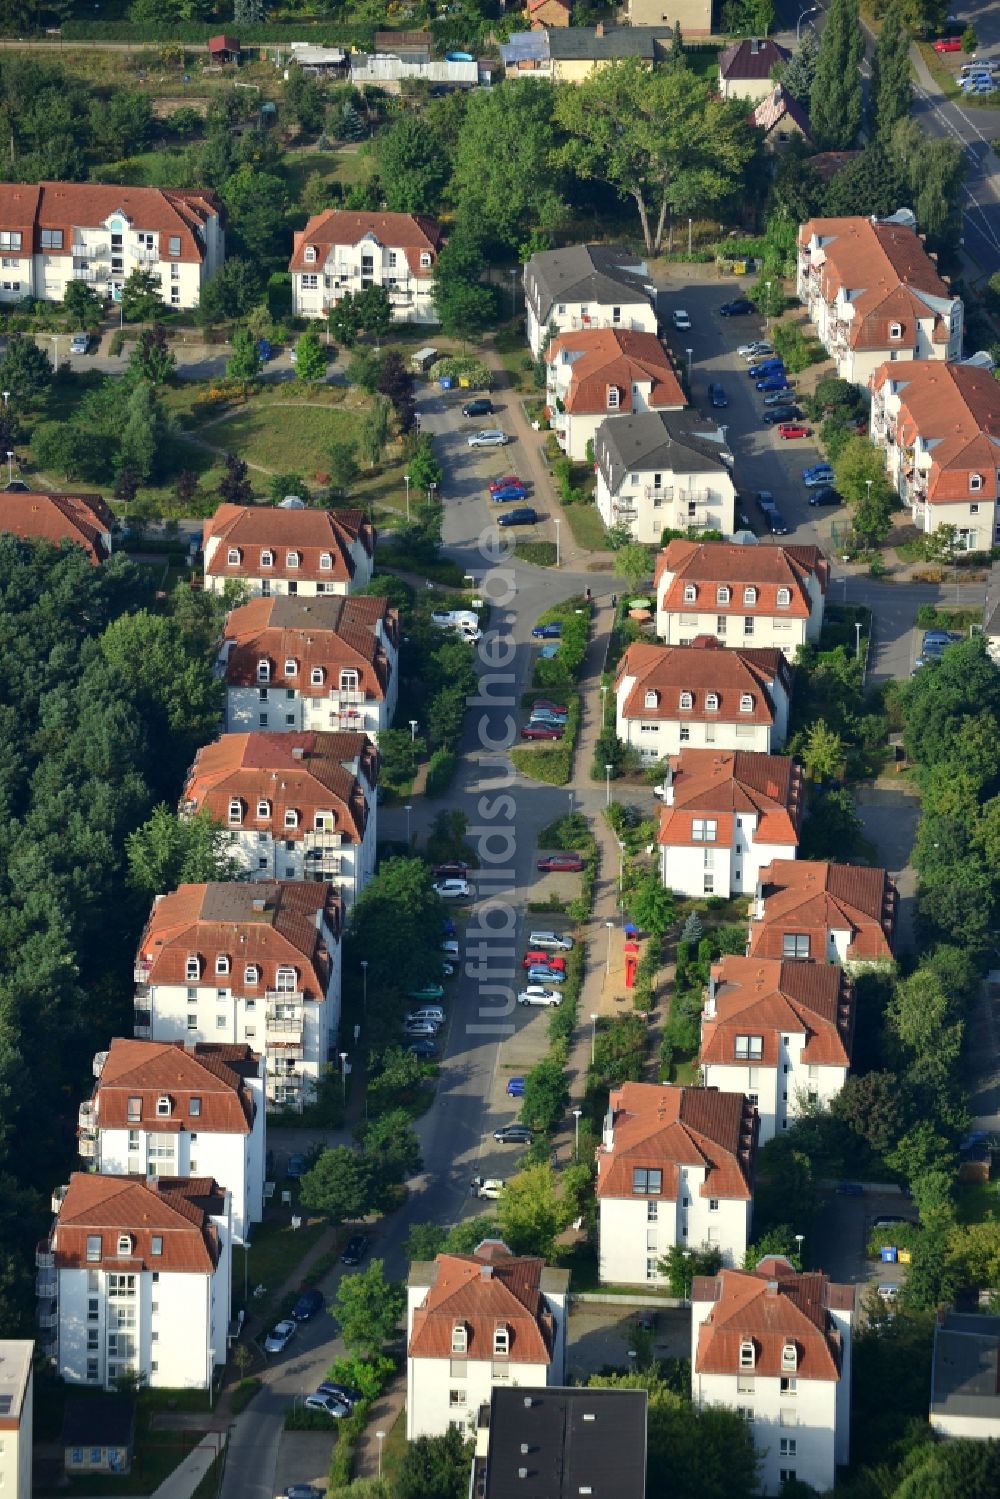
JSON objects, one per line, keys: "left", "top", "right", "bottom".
{"left": 331, "top": 689, "right": 364, "bottom": 707}
{"left": 134, "top": 1024, "right": 151, "bottom": 1040}
{"left": 134, "top": 248, "right": 159, "bottom": 264}
{"left": 134, "top": 961, "right": 151, "bottom": 983}
{"left": 36, "top": 1243, "right": 54, "bottom": 1270}
{"left": 266, "top": 1042, "right": 305, "bottom": 1063}
{"left": 79, "top": 1101, "right": 96, "bottom": 1131}
{"left": 51, "top": 1185, "right": 68, "bottom": 1216}
{"left": 644, "top": 486, "right": 675, "bottom": 502}
{"left": 36, "top": 1268, "right": 56, "bottom": 1297}
{"left": 79, "top": 1134, "right": 97, "bottom": 1160}
{"left": 37, "top": 1301, "right": 58, "bottom": 1331}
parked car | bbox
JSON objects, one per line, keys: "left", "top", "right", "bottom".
{"left": 529, "top": 709, "right": 568, "bottom": 727}
{"left": 537, "top": 852, "right": 584, "bottom": 872}
{"left": 433, "top": 861, "right": 469, "bottom": 878}
{"left": 316, "top": 1381, "right": 364, "bottom": 1408}
{"left": 408, "top": 1005, "right": 446, "bottom": 1025}
{"left": 264, "top": 1320, "right": 297, "bottom": 1355}
{"left": 517, "top": 986, "right": 563, "bottom": 1007}
{"left": 672, "top": 308, "right": 692, "bottom": 329}
{"left": 777, "top": 422, "right": 811, "bottom": 440}
{"left": 528, "top": 931, "right": 574, "bottom": 951}
{"left": 285, "top": 1487, "right": 324, "bottom": 1499}
{"left": 403, "top": 1020, "right": 439, "bottom": 1038}
{"left": 934, "top": 34, "right": 962, "bottom": 50}
{"left": 489, "top": 474, "right": 523, "bottom": 492}
{"left": 964, "top": 75, "right": 996, "bottom": 93}
{"left": 747, "top": 355, "right": 784, "bottom": 375}
{"left": 708, "top": 382, "right": 728, "bottom": 408}
{"left": 407, "top": 1039, "right": 439, "bottom": 1058}
{"left": 430, "top": 610, "right": 478, "bottom": 631}
{"left": 3, "top": 479, "right": 29, "bottom": 491}
{"left": 754, "top": 490, "right": 777, "bottom": 512}
{"left": 286, "top": 1153, "right": 307, "bottom": 1179}
{"left": 808, "top": 486, "right": 842, "bottom": 507}
{"left": 763, "top": 405, "right": 804, "bottom": 424}
{"left": 506, "top": 1076, "right": 525, "bottom": 1097}
{"left": 441, "top": 938, "right": 460, "bottom": 957}
{"left": 494, "top": 1123, "right": 533, "bottom": 1144}
{"left": 738, "top": 340, "right": 774, "bottom": 359}
{"left": 304, "top": 1393, "right": 350, "bottom": 1418}
{"left": 433, "top": 878, "right": 472, "bottom": 899}
{"left": 914, "top": 630, "right": 961, "bottom": 669}
{"left": 256, "top": 338, "right": 272, "bottom": 361}
{"left": 766, "top": 509, "right": 790, "bottom": 535}
{"left": 471, "top": 1176, "right": 505, "bottom": 1198}
{"left": 719, "top": 298, "right": 754, "bottom": 316}
{"left": 531, "top": 699, "right": 567, "bottom": 714}
{"left": 341, "top": 1234, "right": 370, "bottom": 1266}
{"left": 462, "top": 397, "right": 494, "bottom": 417}
{"left": 762, "top": 388, "right": 795, "bottom": 406}
{"left": 522, "top": 951, "right": 567, "bottom": 970}
{"left": 407, "top": 984, "right": 445, "bottom": 1001}
{"left": 803, "top": 464, "right": 835, "bottom": 486}
{"left": 291, "top": 1288, "right": 324, "bottom": 1322}
{"left": 532, "top": 621, "right": 563, "bottom": 638}
{"left": 69, "top": 332, "right": 91, "bottom": 355}
{"left": 757, "top": 374, "right": 791, "bottom": 393}
{"left": 521, "top": 724, "right": 563, "bottom": 740}
{"left": 526, "top": 965, "right": 566, "bottom": 985}
{"left": 497, "top": 507, "right": 537, "bottom": 527}
{"left": 468, "top": 430, "right": 509, "bottom": 447}
{"left": 491, "top": 484, "right": 529, "bottom": 503}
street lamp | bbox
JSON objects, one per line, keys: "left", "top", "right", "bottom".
{"left": 339, "top": 1051, "right": 349, "bottom": 1102}
{"left": 796, "top": 5, "right": 819, "bottom": 41}
{"left": 590, "top": 1013, "right": 599, "bottom": 1064}
{"left": 1, "top": 390, "right": 9, "bottom": 411}
{"left": 568, "top": 789, "right": 574, "bottom": 817}
{"left": 427, "top": 480, "right": 438, "bottom": 506}
{"left": 794, "top": 1232, "right": 805, "bottom": 1265}
{"left": 685, "top": 348, "right": 693, "bottom": 379}
{"left": 404, "top": 804, "right": 413, "bottom": 846}
{"left": 554, "top": 517, "right": 561, "bottom": 568}
{"left": 855, "top": 621, "right": 862, "bottom": 661}
{"left": 49, "top": 334, "right": 60, "bottom": 374}
{"left": 605, "top": 762, "right": 613, "bottom": 807}
{"left": 408, "top": 719, "right": 419, "bottom": 742}
{"left": 404, "top": 473, "right": 410, "bottom": 522}
{"left": 360, "top": 959, "right": 368, "bottom": 1016}
{"left": 605, "top": 918, "right": 614, "bottom": 977}
{"left": 376, "top": 1430, "right": 386, "bottom": 1478}
{"left": 572, "top": 1107, "right": 583, "bottom": 1159}
{"left": 5, "top": 451, "right": 12, "bottom": 485}
{"left": 764, "top": 281, "right": 772, "bottom": 333}
{"left": 509, "top": 267, "right": 518, "bottom": 318}
{"left": 687, "top": 216, "right": 693, "bottom": 257}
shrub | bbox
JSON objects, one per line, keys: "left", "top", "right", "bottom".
{"left": 425, "top": 748, "right": 457, "bottom": 796}
{"left": 108, "top": 329, "right": 125, "bottom": 358}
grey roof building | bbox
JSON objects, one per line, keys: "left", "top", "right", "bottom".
{"left": 523, "top": 243, "right": 656, "bottom": 356}
{"left": 594, "top": 410, "right": 735, "bottom": 543}
{"left": 475, "top": 1386, "right": 647, "bottom": 1499}
{"left": 596, "top": 409, "right": 732, "bottom": 495}
{"left": 930, "top": 1310, "right": 1000, "bottom": 1438}
{"left": 502, "top": 26, "right": 670, "bottom": 69}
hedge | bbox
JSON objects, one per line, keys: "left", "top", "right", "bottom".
{"left": 425, "top": 748, "right": 457, "bottom": 797}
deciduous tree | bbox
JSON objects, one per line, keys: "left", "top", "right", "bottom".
{"left": 293, "top": 329, "right": 327, "bottom": 383}
{"left": 332, "top": 1259, "right": 405, "bottom": 1356}
{"left": 127, "top": 804, "right": 235, "bottom": 894}
{"left": 218, "top": 450, "right": 254, "bottom": 506}
{"left": 0, "top": 333, "right": 52, "bottom": 401}
{"left": 451, "top": 80, "right": 566, "bottom": 248}
{"left": 227, "top": 326, "right": 262, "bottom": 382}
{"left": 497, "top": 1162, "right": 573, "bottom": 1261}
{"left": 376, "top": 115, "right": 450, "bottom": 215}
{"left": 200, "top": 258, "right": 264, "bottom": 324}
{"left": 396, "top": 1427, "right": 473, "bottom": 1499}
{"left": 63, "top": 279, "right": 102, "bottom": 325}
{"left": 300, "top": 1146, "right": 376, "bottom": 1224}
{"left": 129, "top": 324, "right": 175, "bottom": 386}
{"left": 121, "top": 267, "right": 164, "bottom": 322}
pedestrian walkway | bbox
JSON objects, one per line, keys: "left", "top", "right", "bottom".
{"left": 352, "top": 1373, "right": 406, "bottom": 1479}
{"left": 151, "top": 1433, "right": 226, "bottom": 1499}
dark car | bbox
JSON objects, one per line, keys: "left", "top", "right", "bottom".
{"left": 719, "top": 298, "right": 754, "bottom": 316}
{"left": 537, "top": 852, "right": 585, "bottom": 872}
{"left": 433, "top": 861, "right": 469, "bottom": 878}
{"left": 767, "top": 509, "right": 790, "bottom": 535}
{"left": 521, "top": 724, "right": 563, "bottom": 740}
{"left": 285, "top": 1488, "right": 325, "bottom": 1499}
{"left": 497, "top": 506, "right": 537, "bottom": 527}
{"left": 341, "top": 1234, "right": 370, "bottom": 1266}
{"left": 762, "top": 406, "right": 803, "bottom": 424}
{"left": 462, "top": 397, "right": 494, "bottom": 418}
{"left": 748, "top": 358, "right": 785, "bottom": 379}
{"left": 708, "top": 382, "right": 728, "bottom": 408}
{"left": 809, "top": 486, "right": 842, "bottom": 506}
{"left": 286, "top": 1153, "right": 307, "bottom": 1179}
{"left": 3, "top": 479, "right": 29, "bottom": 492}
{"left": 532, "top": 621, "right": 563, "bottom": 639}
{"left": 317, "top": 1381, "right": 364, "bottom": 1408}
{"left": 292, "top": 1287, "right": 324, "bottom": 1321}
{"left": 256, "top": 338, "right": 272, "bottom": 362}
{"left": 407, "top": 1038, "right": 438, "bottom": 1057}
{"left": 494, "top": 1123, "right": 534, "bottom": 1144}
{"left": 757, "top": 374, "right": 791, "bottom": 393}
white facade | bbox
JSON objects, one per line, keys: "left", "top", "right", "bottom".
{"left": 0, "top": 1342, "right": 32, "bottom": 1499}
{"left": 701, "top": 1048, "right": 847, "bottom": 1147}
{"left": 201, "top": 539, "right": 374, "bottom": 600}
{"left": 222, "top": 808, "right": 376, "bottom": 906}
{"left": 292, "top": 235, "right": 437, "bottom": 323}
{"left": 596, "top": 453, "right": 735, "bottom": 544}
{"left": 598, "top": 1173, "right": 751, "bottom": 1286}
{"left": 547, "top": 351, "right": 683, "bottom": 464}
{"left": 224, "top": 677, "right": 395, "bottom": 743}
{"left": 523, "top": 245, "right": 657, "bottom": 358}
{"left": 660, "top": 827, "right": 796, "bottom": 902}
{"left": 527, "top": 293, "right": 657, "bottom": 359}
{"left": 616, "top": 702, "right": 787, "bottom": 762}
{"left": 655, "top": 587, "right": 823, "bottom": 657}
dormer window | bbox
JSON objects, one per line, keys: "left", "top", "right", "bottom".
{"left": 743, "top": 586, "right": 756, "bottom": 605}
{"left": 607, "top": 385, "right": 620, "bottom": 411}
{"left": 190, "top": 1097, "right": 201, "bottom": 1117}
{"left": 127, "top": 1097, "right": 141, "bottom": 1122}
{"left": 257, "top": 659, "right": 270, "bottom": 684}
{"left": 420, "top": 251, "right": 432, "bottom": 268}
{"left": 683, "top": 584, "right": 696, "bottom": 603}
{"left": 319, "top": 552, "right": 332, "bottom": 570}
{"left": 244, "top": 964, "right": 259, "bottom": 986}
{"left": 310, "top": 667, "right": 325, "bottom": 686}
{"left": 260, "top": 550, "right": 274, "bottom": 569}
{"left": 451, "top": 1323, "right": 467, "bottom": 1353}
{"left": 228, "top": 798, "right": 242, "bottom": 825}
{"left": 776, "top": 587, "right": 791, "bottom": 608}
{"left": 275, "top": 965, "right": 296, "bottom": 993}
{"left": 117, "top": 1234, "right": 132, "bottom": 1256}
{"left": 215, "top": 954, "right": 230, "bottom": 976}
{"left": 304, "top": 246, "right": 317, "bottom": 264}
{"left": 227, "top": 547, "right": 240, "bottom": 566}
{"left": 970, "top": 474, "right": 983, "bottom": 492}
{"left": 739, "top": 693, "right": 753, "bottom": 712}
{"left": 284, "top": 809, "right": 299, "bottom": 829}
{"left": 314, "top": 811, "right": 333, "bottom": 831}
{"left": 644, "top": 689, "right": 659, "bottom": 708}
{"left": 679, "top": 690, "right": 693, "bottom": 710}
{"left": 286, "top": 551, "right": 300, "bottom": 569}
{"left": 739, "top": 1339, "right": 756, "bottom": 1369}
{"left": 185, "top": 955, "right": 201, "bottom": 981}
{"left": 256, "top": 799, "right": 270, "bottom": 819}
{"left": 493, "top": 1324, "right": 510, "bottom": 1356}
{"left": 717, "top": 586, "right": 730, "bottom": 605}
{"left": 889, "top": 322, "right": 902, "bottom": 340}
{"left": 156, "top": 1096, "right": 171, "bottom": 1118}
{"left": 781, "top": 1342, "right": 798, "bottom": 1372}
{"left": 86, "top": 1235, "right": 102, "bottom": 1262}
{"left": 705, "top": 692, "right": 719, "bottom": 712}
{"left": 284, "top": 659, "right": 297, "bottom": 678}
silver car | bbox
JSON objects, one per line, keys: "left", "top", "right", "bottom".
{"left": 467, "top": 430, "right": 509, "bottom": 448}
{"left": 527, "top": 930, "right": 574, "bottom": 951}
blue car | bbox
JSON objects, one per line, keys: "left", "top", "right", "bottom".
{"left": 748, "top": 359, "right": 785, "bottom": 379}
{"left": 757, "top": 374, "right": 791, "bottom": 392}
{"left": 490, "top": 484, "right": 528, "bottom": 503}
{"left": 257, "top": 338, "right": 273, "bottom": 362}
{"left": 506, "top": 1076, "right": 525, "bottom": 1097}
{"left": 497, "top": 507, "right": 537, "bottom": 527}
{"left": 803, "top": 463, "right": 834, "bottom": 485}
{"left": 532, "top": 621, "right": 563, "bottom": 639}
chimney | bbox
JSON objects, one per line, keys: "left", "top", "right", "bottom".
{"left": 291, "top": 745, "right": 305, "bottom": 760}
{"left": 751, "top": 36, "right": 760, "bottom": 53}
{"left": 595, "top": 21, "right": 605, "bottom": 35}
{"left": 767, "top": 1280, "right": 779, "bottom": 1295}
{"left": 481, "top": 1264, "right": 493, "bottom": 1280}
{"left": 251, "top": 896, "right": 266, "bottom": 912}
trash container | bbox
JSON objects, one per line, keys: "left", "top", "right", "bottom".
{"left": 880, "top": 1246, "right": 898, "bottom": 1263}
{"left": 439, "top": 375, "right": 454, "bottom": 390}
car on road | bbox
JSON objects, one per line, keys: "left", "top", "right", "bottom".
{"left": 494, "top": 1123, "right": 533, "bottom": 1145}
{"left": 757, "top": 374, "right": 791, "bottom": 393}
{"left": 286, "top": 1153, "right": 307, "bottom": 1179}
{"left": 934, "top": 34, "right": 962, "bottom": 50}
{"left": 408, "top": 985, "right": 445, "bottom": 1004}
{"left": 69, "top": 332, "right": 91, "bottom": 355}
{"left": 738, "top": 340, "right": 774, "bottom": 359}
{"left": 809, "top": 486, "right": 842, "bottom": 507}
{"left": 433, "top": 878, "right": 471, "bottom": 899}
{"left": 777, "top": 422, "right": 811, "bottom": 440}
{"left": 522, "top": 951, "right": 566, "bottom": 970}
{"left": 433, "top": 860, "right": 470, "bottom": 878}
{"left": 754, "top": 490, "right": 777, "bottom": 512}
{"left": 526, "top": 965, "right": 566, "bottom": 985}
{"left": 471, "top": 1176, "right": 505, "bottom": 1198}
{"left": 285, "top": 1487, "right": 324, "bottom": 1499}
{"left": 762, "top": 405, "right": 804, "bottom": 424}
{"left": 537, "top": 852, "right": 584, "bottom": 872}
{"left": 521, "top": 724, "right": 563, "bottom": 740}
{"left": 304, "top": 1393, "right": 350, "bottom": 1418}
{"left": 531, "top": 699, "right": 567, "bottom": 715}
{"left": 341, "top": 1234, "right": 370, "bottom": 1266}
{"left": 264, "top": 1320, "right": 297, "bottom": 1355}
{"left": 497, "top": 507, "right": 537, "bottom": 527}
{"left": 672, "top": 308, "right": 692, "bottom": 330}
{"left": 517, "top": 986, "right": 563, "bottom": 1007}
{"left": 403, "top": 1019, "right": 440, "bottom": 1038}
{"left": 835, "top": 1181, "right": 864, "bottom": 1196}
{"left": 468, "top": 430, "right": 509, "bottom": 448}
{"left": 747, "top": 358, "right": 785, "bottom": 378}
{"left": 766, "top": 509, "right": 790, "bottom": 535}
{"left": 462, "top": 397, "right": 494, "bottom": 417}
{"left": 316, "top": 1381, "right": 364, "bottom": 1408}
{"left": 491, "top": 484, "right": 529, "bottom": 503}
{"left": 292, "top": 1288, "right": 324, "bottom": 1321}
{"left": 762, "top": 388, "right": 795, "bottom": 406}
{"left": 531, "top": 621, "right": 563, "bottom": 638}
{"left": 529, "top": 930, "right": 574, "bottom": 951}
{"left": 441, "top": 937, "right": 460, "bottom": 957}
{"left": 506, "top": 1076, "right": 525, "bottom": 1096}
{"left": 719, "top": 298, "right": 754, "bottom": 316}
{"left": 708, "top": 382, "right": 728, "bottom": 408}
{"left": 803, "top": 464, "right": 835, "bottom": 486}
{"left": 407, "top": 1038, "right": 439, "bottom": 1058}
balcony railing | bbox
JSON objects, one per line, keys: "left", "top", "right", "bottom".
{"left": 37, "top": 1302, "right": 58, "bottom": 1330}
{"left": 266, "top": 1043, "right": 305, "bottom": 1062}
{"left": 36, "top": 1244, "right": 54, "bottom": 1270}
{"left": 644, "top": 486, "right": 675, "bottom": 501}
{"left": 51, "top": 1186, "right": 67, "bottom": 1216}
{"left": 79, "top": 1135, "right": 97, "bottom": 1159}
{"left": 36, "top": 1269, "right": 56, "bottom": 1297}
{"left": 134, "top": 962, "right": 151, "bottom": 983}
{"left": 134, "top": 1024, "right": 151, "bottom": 1040}
{"left": 331, "top": 689, "right": 364, "bottom": 706}
{"left": 79, "top": 1101, "right": 96, "bottom": 1130}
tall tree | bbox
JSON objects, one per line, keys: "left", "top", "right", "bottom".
{"left": 128, "top": 325, "right": 175, "bottom": 387}
{"left": 227, "top": 326, "right": 262, "bottom": 382}
{"left": 127, "top": 804, "right": 235, "bottom": 895}
{"left": 293, "top": 329, "right": 327, "bottom": 383}
{"left": 375, "top": 115, "right": 450, "bottom": 215}
{"left": 779, "top": 27, "right": 819, "bottom": 101}
{"left": 0, "top": 333, "right": 52, "bottom": 401}
{"left": 120, "top": 267, "right": 164, "bottom": 322}
{"left": 431, "top": 229, "right": 499, "bottom": 341}
{"left": 809, "top": 0, "right": 865, "bottom": 149}
{"left": 218, "top": 451, "right": 254, "bottom": 506}
{"left": 450, "top": 80, "right": 566, "bottom": 249}
{"left": 332, "top": 1259, "right": 405, "bottom": 1356}
{"left": 870, "top": 1, "right": 912, "bottom": 137}
{"left": 300, "top": 1147, "right": 376, "bottom": 1224}
{"left": 220, "top": 166, "right": 288, "bottom": 267}
{"left": 396, "top": 1428, "right": 473, "bottom": 1499}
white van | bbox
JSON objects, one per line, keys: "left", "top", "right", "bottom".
{"left": 960, "top": 59, "right": 999, "bottom": 78}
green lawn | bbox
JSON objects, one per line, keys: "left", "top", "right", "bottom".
{"left": 563, "top": 500, "right": 613, "bottom": 552}
{"left": 281, "top": 146, "right": 372, "bottom": 202}
{"left": 244, "top": 1217, "right": 328, "bottom": 1302}
{"left": 34, "top": 1387, "right": 207, "bottom": 1498}
{"left": 200, "top": 402, "right": 361, "bottom": 478}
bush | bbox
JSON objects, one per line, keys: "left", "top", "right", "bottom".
{"left": 424, "top": 748, "right": 457, "bottom": 796}
{"left": 108, "top": 328, "right": 125, "bottom": 358}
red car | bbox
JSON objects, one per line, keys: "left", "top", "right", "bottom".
{"left": 523, "top": 951, "right": 567, "bottom": 970}
{"left": 777, "top": 422, "right": 811, "bottom": 440}
{"left": 520, "top": 724, "right": 563, "bottom": 740}
{"left": 489, "top": 475, "right": 523, "bottom": 492}
{"left": 433, "top": 861, "right": 469, "bottom": 878}
{"left": 934, "top": 35, "right": 962, "bottom": 51}
{"left": 531, "top": 699, "right": 567, "bottom": 715}
{"left": 537, "top": 852, "right": 585, "bottom": 873}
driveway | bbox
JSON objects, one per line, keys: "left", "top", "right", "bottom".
{"left": 813, "top": 1188, "right": 916, "bottom": 1299}
{"left": 855, "top": 782, "right": 921, "bottom": 955}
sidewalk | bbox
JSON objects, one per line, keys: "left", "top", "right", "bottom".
{"left": 151, "top": 1434, "right": 226, "bottom": 1499}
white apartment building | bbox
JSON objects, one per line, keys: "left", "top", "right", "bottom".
{"left": 289, "top": 209, "right": 443, "bottom": 323}
{"left": 595, "top": 1082, "right": 757, "bottom": 1284}
{"left": 202, "top": 505, "right": 375, "bottom": 598}
{"left": 0, "top": 1342, "right": 32, "bottom": 1499}
{"left": 524, "top": 242, "right": 656, "bottom": 357}
{"left": 748, "top": 860, "right": 897, "bottom": 973}
{"left": 656, "top": 749, "right": 803, "bottom": 900}
{"left": 0, "top": 182, "right": 223, "bottom": 309}
{"left": 692, "top": 1257, "right": 854, "bottom": 1495}
{"left": 182, "top": 731, "right": 378, "bottom": 905}
{"left": 82, "top": 1038, "right": 266, "bottom": 1243}
{"left": 133, "top": 881, "right": 343, "bottom": 1111}
{"left": 546, "top": 327, "right": 685, "bottom": 462}
{"left": 406, "top": 1240, "right": 569, "bottom": 1440}
{"left": 39, "top": 1174, "right": 232, "bottom": 1392}
{"left": 220, "top": 594, "right": 399, "bottom": 743}
{"left": 700, "top": 957, "right": 855, "bottom": 1145}
{"left": 797, "top": 212, "right": 962, "bottom": 386}
{"left": 615, "top": 638, "right": 792, "bottom": 763}
{"left": 654, "top": 540, "right": 827, "bottom": 656}
{"left": 595, "top": 410, "right": 735, "bottom": 543}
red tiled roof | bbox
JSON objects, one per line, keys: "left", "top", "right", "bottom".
{"left": 409, "top": 1243, "right": 555, "bottom": 1364}
{"left": 289, "top": 210, "right": 443, "bottom": 276}
{"left": 208, "top": 34, "right": 240, "bottom": 50}
{"left": 656, "top": 539, "right": 828, "bottom": 621}
{"left": 94, "top": 1038, "right": 258, "bottom": 1135}
{"left": 0, "top": 490, "right": 111, "bottom": 563}
{"left": 700, "top": 956, "right": 853, "bottom": 1069}
{"left": 183, "top": 731, "right": 374, "bottom": 846}
{"left": 596, "top": 1082, "right": 756, "bottom": 1202}
{"left": 616, "top": 637, "right": 790, "bottom": 726}
{"left": 807, "top": 151, "right": 860, "bottom": 183}
{"left": 222, "top": 594, "right": 397, "bottom": 701}
{"left": 203, "top": 504, "right": 374, "bottom": 584}
{"left": 657, "top": 750, "right": 804, "bottom": 849}
{"left": 720, "top": 37, "right": 789, "bottom": 79}
{"left": 547, "top": 328, "right": 685, "bottom": 415}
{"left": 871, "top": 359, "right": 1000, "bottom": 503}
{"left": 749, "top": 860, "right": 896, "bottom": 963}
{"left": 52, "top": 1173, "right": 223, "bottom": 1274}
{"left": 136, "top": 881, "right": 341, "bottom": 999}
{"left": 694, "top": 1260, "right": 850, "bottom": 1381}
{"left": 0, "top": 182, "right": 220, "bottom": 264}
{"left": 752, "top": 85, "right": 812, "bottom": 140}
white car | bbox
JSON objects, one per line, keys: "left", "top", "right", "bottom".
{"left": 431, "top": 609, "right": 479, "bottom": 631}
{"left": 527, "top": 930, "right": 574, "bottom": 951}
{"left": 264, "top": 1319, "right": 297, "bottom": 1355}
{"left": 441, "top": 939, "right": 460, "bottom": 957}
{"left": 467, "top": 430, "right": 509, "bottom": 448}
{"left": 517, "top": 986, "right": 563, "bottom": 1007}
{"left": 471, "top": 1176, "right": 505, "bottom": 1200}
{"left": 672, "top": 308, "right": 692, "bottom": 330}
{"left": 433, "top": 878, "right": 472, "bottom": 899}
{"left": 738, "top": 341, "right": 773, "bottom": 360}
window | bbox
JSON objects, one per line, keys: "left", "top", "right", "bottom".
{"left": 783, "top": 933, "right": 810, "bottom": 959}
{"left": 644, "top": 689, "right": 659, "bottom": 708}
{"left": 780, "top": 1408, "right": 798, "bottom": 1427}
{"left": 739, "top": 693, "right": 753, "bottom": 712}
{"left": 451, "top": 1323, "right": 467, "bottom": 1353}
{"left": 692, "top": 818, "right": 717, "bottom": 842}
{"left": 187, "top": 1014, "right": 197, "bottom": 1031}
{"left": 257, "top": 659, "right": 270, "bottom": 684}
{"left": 971, "top": 473, "right": 983, "bottom": 491}
{"left": 683, "top": 584, "right": 697, "bottom": 602}
{"left": 156, "top": 1095, "right": 171, "bottom": 1117}
{"left": 168, "top": 236, "right": 181, "bottom": 256}
{"left": 244, "top": 964, "right": 259, "bottom": 985}
{"left": 781, "top": 1341, "right": 798, "bottom": 1372}
{"left": 971, "top": 503, "right": 980, "bottom": 515}
{"left": 679, "top": 724, "right": 690, "bottom": 742}
{"left": 779, "top": 1439, "right": 797, "bottom": 1458}
{"left": 40, "top": 228, "right": 63, "bottom": 249}
{"left": 743, "top": 586, "right": 756, "bottom": 605}
{"left": 646, "top": 1256, "right": 659, "bottom": 1281}
{"left": 1, "top": 281, "right": 21, "bottom": 292}
{"left": 420, "top": 251, "right": 432, "bottom": 268}
{"left": 631, "top": 1167, "right": 663, "bottom": 1194}
{"left": 151, "top": 1236, "right": 163, "bottom": 1256}
{"left": 735, "top": 1035, "right": 763, "bottom": 1060}
{"left": 449, "top": 1390, "right": 466, "bottom": 1407}
{"left": 190, "top": 1097, "right": 201, "bottom": 1117}
{"left": 284, "top": 658, "right": 297, "bottom": 678}
{"left": 216, "top": 1015, "right": 226, "bottom": 1030}
{"left": 777, "top": 587, "right": 791, "bottom": 608}
{"left": 227, "top": 547, "right": 240, "bottom": 565}
{"left": 739, "top": 1339, "right": 755, "bottom": 1369}
{"left": 228, "top": 798, "right": 242, "bottom": 825}
{"left": 607, "top": 386, "right": 620, "bottom": 411}
{"left": 185, "top": 956, "right": 200, "bottom": 981}
{"left": 717, "top": 586, "right": 730, "bottom": 604}
{"left": 127, "top": 1096, "right": 141, "bottom": 1122}
{"left": 215, "top": 955, "right": 230, "bottom": 976}
{"left": 679, "top": 690, "right": 693, "bottom": 710}
{"left": 709, "top": 1198, "right": 719, "bottom": 1212}
{"left": 87, "top": 1235, "right": 102, "bottom": 1262}
{"left": 493, "top": 1325, "right": 510, "bottom": 1356}
{"left": 743, "top": 616, "right": 754, "bottom": 636}
{"left": 284, "top": 809, "right": 299, "bottom": 829}
{"left": 780, "top": 1376, "right": 797, "bottom": 1395}
{"left": 736, "top": 1374, "right": 755, "bottom": 1398}
{"left": 275, "top": 965, "right": 296, "bottom": 993}
{"left": 256, "top": 800, "right": 270, "bottom": 819}
{"left": 260, "top": 550, "right": 273, "bottom": 568}
{"left": 286, "top": 551, "right": 300, "bottom": 569}
{"left": 304, "top": 246, "right": 317, "bottom": 264}
{"left": 646, "top": 1200, "right": 658, "bottom": 1221}
{"left": 705, "top": 692, "right": 719, "bottom": 711}
{"left": 779, "top": 1473, "right": 796, "bottom": 1487}
{"left": 888, "top": 322, "right": 902, "bottom": 340}
{"left": 0, "top": 232, "right": 21, "bottom": 250}
{"left": 310, "top": 667, "right": 324, "bottom": 686}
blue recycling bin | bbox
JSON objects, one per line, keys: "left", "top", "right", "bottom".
{"left": 880, "top": 1246, "right": 898, "bottom": 1263}
{"left": 439, "top": 376, "right": 454, "bottom": 390}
